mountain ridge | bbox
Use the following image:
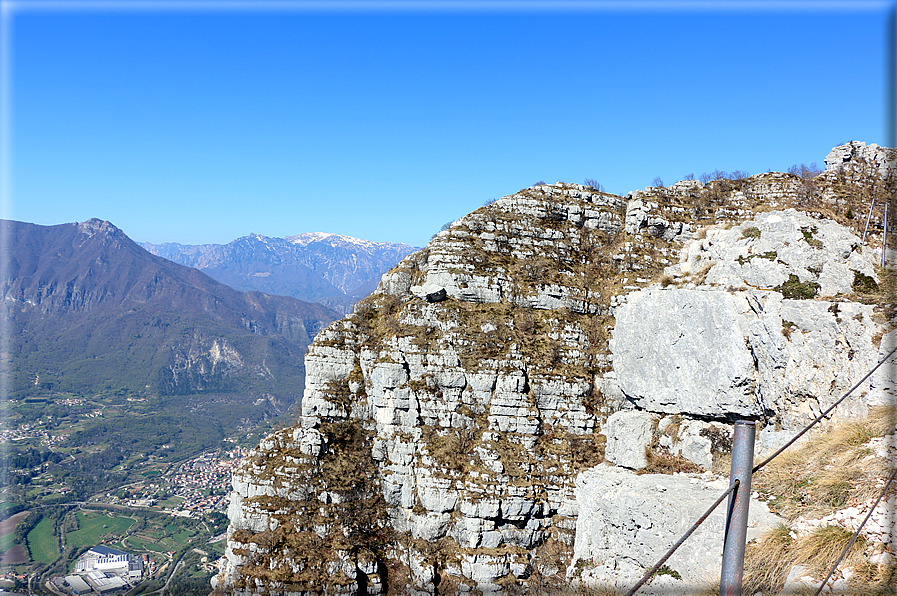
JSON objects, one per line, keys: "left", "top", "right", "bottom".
{"left": 141, "top": 232, "right": 417, "bottom": 314}
{"left": 3, "top": 217, "right": 339, "bottom": 399}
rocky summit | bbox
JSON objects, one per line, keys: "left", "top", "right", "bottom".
{"left": 214, "top": 142, "right": 896, "bottom": 595}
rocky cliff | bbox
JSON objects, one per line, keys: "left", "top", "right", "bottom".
{"left": 216, "top": 143, "right": 895, "bottom": 595}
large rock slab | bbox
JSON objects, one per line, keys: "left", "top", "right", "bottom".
{"left": 611, "top": 289, "right": 759, "bottom": 417}
{"left": 570, "top": 464, "right": 782, "bottom": 592}
{"left": 610, "top": 285, "right": 881, "bottom": 427}
{"left": 869, "top": 329, "right": 897, "bottom": 408}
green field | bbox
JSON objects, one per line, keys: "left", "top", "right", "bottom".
{"left": 66, "top": 512, "right": 135, "bottom": 548}
{"left": 26, "top": 517, "right": 57, "bottom": 563}
{"left": 159, "top": 496, "right": 184, "bottom": 507}
{"left": 0, "top": 502, "right": 19, "bottom": 515}
{"left": 127, "top": 536, "right": 170, "bottom": 553}
{"left": 170, "top": 529, "right": 195, "bottom": 546}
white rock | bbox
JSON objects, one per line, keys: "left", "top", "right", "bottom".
{"left": 572, "top": 464, "right": 782, "bottom": 587}
{"left": 603, "top": 410, "right": 657, "bottom": 469}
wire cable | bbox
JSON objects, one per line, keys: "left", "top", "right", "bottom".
{"left": 753, "top": 343, "right": 897, "bottom": 474}
{"left": 625, "top": 342, "right": 896, "bottom": 595}
{"left": 813, "top": 467, "right": 897, "bottom": 596}
{"left": 623, "top": 480, "right": 739, "bottom": 596}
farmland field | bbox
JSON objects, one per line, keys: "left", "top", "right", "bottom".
{"left": 127, "top": 536, "right": 169, "bottom": 553}
{"left": 26, "top": 517, "right": 57, "bottom": 563}
{"left": 0, "top": 511, "right": 28, "bottom": 553}
{"left": 66, "top": 512, "right": 135, "bottom": 548}
{"left": 0, "top": 544, "right": 28, "bottom": 565}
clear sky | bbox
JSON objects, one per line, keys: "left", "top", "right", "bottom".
{"left": 2, "top": 1, "right": 893, "bottom": 248}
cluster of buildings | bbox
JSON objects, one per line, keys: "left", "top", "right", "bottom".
{"left": 162, "top": 448, "right": 248, "bottom": 516}
{"left": 0, "top": 571, "right": 28, "bottom": 585}
{"left": 102, "top": 447, "right": 250, "bottom": 518}
{"left": 0, "top": 422, "right": 65, "bottom": 447}
{"left": 64, "top": 546, "right": 144, "bottom": 594}
{"left": 55, "top": 397, "right": 86, "bottom": 407}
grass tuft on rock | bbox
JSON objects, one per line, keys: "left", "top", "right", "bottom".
{"left": 776, "top": 273, "right": 820, "bottom": 299}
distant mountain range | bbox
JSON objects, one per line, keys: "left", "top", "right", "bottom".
{"left": 141, "top": 233, "right": 418, "bottom": 314}
{"left": 3, "top": 218, "right": 340, "bottom": 401}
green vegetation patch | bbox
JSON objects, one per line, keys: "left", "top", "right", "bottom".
{"left": 170, "top": 529, "right": 196, "bottom": 546}
{"left": 852, "top": 270, "right": 879, "bottom": 294}
{"left": 653, "top": 565, "right": 682, "bottom": 580}
{"left": 26, "top": 516, "right": 57, "bottom": 563}
{"left": 736, "top": 251, "right": 777, "bottom": 266}
{"left": 128, "top": 536, "right": 171, "bottom": 553}
{"left": 781, "top": 321, "right": 797, "bottom": 339}
{"left": 801, "top": 226, "right": 823, "bottom": 249}
{"left": 741, "top": 226, "right": 761, "bottom": 239}
{"left": 776, "top": 274, "right": 819, "bottom": 299}
{"left": 66, "top": 512, "right": 135, "bottom": 548}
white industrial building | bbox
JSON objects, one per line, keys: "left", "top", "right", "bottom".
{"left": 69, "top": 545, "right": 144, "bottom": 592}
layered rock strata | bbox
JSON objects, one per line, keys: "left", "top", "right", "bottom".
{"left": 217, "top": 145, "right": 893, "bottom": 595}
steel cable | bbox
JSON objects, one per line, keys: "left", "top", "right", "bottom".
{"left": 624, "top": 341, "right": 896, "bottom": 595}
{"left": 812, "top": 467, "right": 897, "bottom": 596}
{"left": 752, "top": 343, "right": 897, "bottom": 474}
{"left": 623, "top": 480, "right": 739, "bottom": 596}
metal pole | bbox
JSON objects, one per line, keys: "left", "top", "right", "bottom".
{"left": 862, "top": 198, "right": 875, "bottom": 243}
{"left": 882, "top": 201, "right": 889, "bottom": 268}
{"left": 720, "top": 421, "right": 756, "bottom": 596}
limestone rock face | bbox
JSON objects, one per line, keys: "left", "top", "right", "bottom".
{"left": 824, "top": 140, "right": 897, "bottom": 179}
{"left": 218, "top": 144, "right": 892, "bottom": 595}
{"left": 602, "top": 410, "right": 657, "bottom": 469}
{"left": 611, "top": 286, "right": 880, "bottom": 426}
{"left": 613, "top": 289, "right": 760, "bottom": 417}
{"left": 667, "top": 209, "right": 878, "bottom": 297}
{"left": 870, "top": 330, "right": 897, "bottom": 408}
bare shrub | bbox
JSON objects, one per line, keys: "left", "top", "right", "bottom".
{"left": 788, "top": 162, "right": 823, "bottom": 179}
{"left": 583, "top": 178, "right": 604, "bottom": 192}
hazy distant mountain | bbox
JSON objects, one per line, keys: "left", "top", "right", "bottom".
{"left": 3, "top": 218, "right": 340, "bottom": 400}
{"left": 141, "top": 233, "right": 417, "bottom": 314}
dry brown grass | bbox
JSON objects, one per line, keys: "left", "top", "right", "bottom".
{"left": 735, "top": 407, "right": 897, "bottom": 595}
{"left": 641, "top": 443, "right": 704, "bottom": 475}
{"left": 753, "top": 406, "right": 896, "bottom": 520}
{"left": 687, "top": 262, "right": 714, "bottom": 285}
{"left": 742, "top": 524, "right": 867, "bottom": 595}
{"left": 852, "top": 559, "right": 897, "bottom": 594}
{"left": 742, "top": 523, "right": 798, "bottom": 593}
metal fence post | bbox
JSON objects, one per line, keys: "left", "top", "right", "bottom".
{"left": 720, "top": 420, "right": 756, "bottom": 596}
{"left": 882, "top": 201, "right": 889, "bottom": 268}
{"left": 863, "top": 198, "right": 875, "bottom": 243}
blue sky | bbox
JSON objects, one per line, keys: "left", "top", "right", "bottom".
{"left": 2, "top": 1, "right": 893, "bottom": 248}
